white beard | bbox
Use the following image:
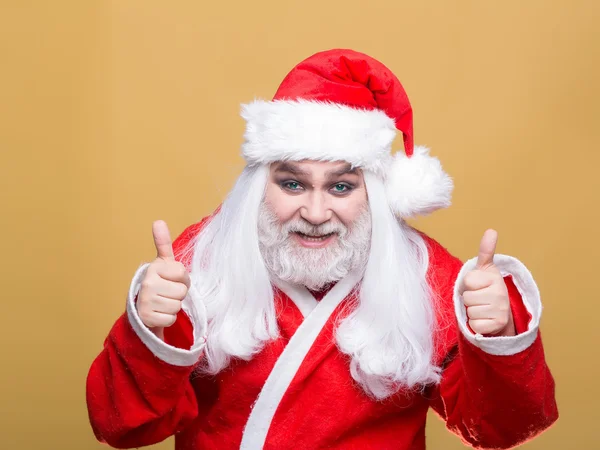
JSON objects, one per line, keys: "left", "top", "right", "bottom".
{"left": 257, "top": 202, "right": 372, "bottom": 290}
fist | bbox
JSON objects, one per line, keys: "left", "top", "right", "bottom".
{"left": 137, "top": 220, "right": 191, "bottom": 339}
{"left": 458, "top": 229, "right": 515, "bottom": 337}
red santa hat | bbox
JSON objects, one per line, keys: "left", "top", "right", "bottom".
{"left": 240, "top": 48, "right": 453, "bottom": 218}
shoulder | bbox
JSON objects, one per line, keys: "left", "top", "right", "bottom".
{"left": 415, "top": 229, "right": 463, "bottom": 276}
{"left": 172, "top": 208, "right": 220, "bottom": 267}
{"left": 412, "top": 228, "right": 464, "bottom": 296}
{"left": 172, "top": 220, "right": 207, "bottom": 252}
{"left": 412, "top": 229, "right": 465, "bottom": 358}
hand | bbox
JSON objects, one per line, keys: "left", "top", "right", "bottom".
{"left": 136, "top": 220, "right": 191, "bottom": 340}
{"left": 458, "top": 229, "right": 515, "bottom": 337}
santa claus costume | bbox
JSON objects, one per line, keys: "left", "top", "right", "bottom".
{"left": 86, "top": 49, "right": 558, "bottom": 449}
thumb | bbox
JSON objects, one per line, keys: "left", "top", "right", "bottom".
{"left": 476, "top": 229, "right": 498, "bottom": 270}
{"left": 152, "top": 220, "right": 175, "bottom": 260}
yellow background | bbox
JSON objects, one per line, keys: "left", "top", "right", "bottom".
{"left": 2, "top": 1, "right": 599, "bottom": 449}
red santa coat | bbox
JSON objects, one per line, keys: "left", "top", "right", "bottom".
{"left": 86, "top": 220, "right": 558, "bottom": 449}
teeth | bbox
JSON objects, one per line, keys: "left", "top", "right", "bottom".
{"left": 298, "top": 232, "right": 331, "bottom": 241}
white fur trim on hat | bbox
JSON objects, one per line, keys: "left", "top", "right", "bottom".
{"left": 241, "top": 99, "right": 453, "bottom": 218}
{"left": 241, "top": 99, "right": 397, "bottom": 175}
{"left": 385, "top": 146, "right": 453, "bottom": 218}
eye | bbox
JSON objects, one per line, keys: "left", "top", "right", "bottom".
{"left": 330, "top": 183, "right": 353, "bottom": 194}
{"left": 282, "top": 181, "right": 303, "bottom": 191}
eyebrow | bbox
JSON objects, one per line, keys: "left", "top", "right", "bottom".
{"left": 274, "top": 162, "right": 310, "bottom": 176}
{"left": 274, "top": 162, "right": 359, "bottom": 178}
{"left": 325, "top": 164, "right": 359, "bottom": 178}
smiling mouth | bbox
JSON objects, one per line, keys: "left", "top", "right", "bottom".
{"left": 294, "top": 232, "right": 335, "bottom": 242}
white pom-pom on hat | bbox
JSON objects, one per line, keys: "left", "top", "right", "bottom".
{"left": 385, "top": 146, "right": 453, "bottom": 218}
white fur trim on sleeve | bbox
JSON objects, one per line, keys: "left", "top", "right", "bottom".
{"left": 126, "top": 263, "right": 207, "bottom": 367}
{"left": 453, "top": 254, "right": 542, "bottom": 356}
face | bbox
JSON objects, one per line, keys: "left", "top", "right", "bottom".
{"left": 258, "top": 160, "right": 371, "bottom": 290}
{"left": 264, "top": 160, "right": 368, "bottom": 247}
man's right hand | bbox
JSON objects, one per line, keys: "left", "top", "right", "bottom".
{"left": 136, "top": 220, "right": 191, "bottom": 340}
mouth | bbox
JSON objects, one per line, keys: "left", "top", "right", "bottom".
{"left": 296, "top": 232, "right": 334, "bottom": 241}
{"left": 292, "top": 232, "right": 336, "bottom": 248}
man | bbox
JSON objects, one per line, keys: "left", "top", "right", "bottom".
{"left": 86, "top": 49, "right": 558, "bottom": 449}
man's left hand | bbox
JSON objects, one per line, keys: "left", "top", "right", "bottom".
{"left": 458, "top": 229, "right": 516, "bottom": 337}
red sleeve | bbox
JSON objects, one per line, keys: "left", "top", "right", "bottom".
{"left": 506, "top": 274, "right": 532, "bottom": 335}
{"left": 86, "top": 312, "right": 199, "bottom": 448}
{"left": 422, "top": 234, "right": 558, "bottom": 449}
{"left": 86, "top": 220, "right": 208, "bottom": 448}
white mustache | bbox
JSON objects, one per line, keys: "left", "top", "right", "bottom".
{"left": 283, "top": 220, "right": 348, "bottom": 238}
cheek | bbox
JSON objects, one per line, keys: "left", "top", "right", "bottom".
{"left": 264, "top": 182, "right": 301, "bottom": 222}
{"left": 332, "top": 190, "right": 368, "bottom": 225}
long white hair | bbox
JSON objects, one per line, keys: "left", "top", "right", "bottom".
{"left": 335, "top": 171, "right": 440, "bottom": 398}
{"left": 189, "top": 165, "right": 278, "bottom": 373}
{"left": 188, "top": 164, "right": 440, "bottom": 398}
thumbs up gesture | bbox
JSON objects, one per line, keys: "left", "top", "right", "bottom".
{"left": 136, "top": 220, "right": 191, "bottom": 340}
{"left": 458, "top": 229, "right": 516, "bottom": 337}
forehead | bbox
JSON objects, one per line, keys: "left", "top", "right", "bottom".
{"left": 270, "top": 160, "right": 359, "bottom": 177}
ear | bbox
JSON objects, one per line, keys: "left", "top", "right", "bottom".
{"left": 385, "top": 146, "right": 453, "bottom": 218}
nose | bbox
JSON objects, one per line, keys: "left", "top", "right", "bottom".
{"left": 300, "top": 191, "right": 332, "bottom": 225}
